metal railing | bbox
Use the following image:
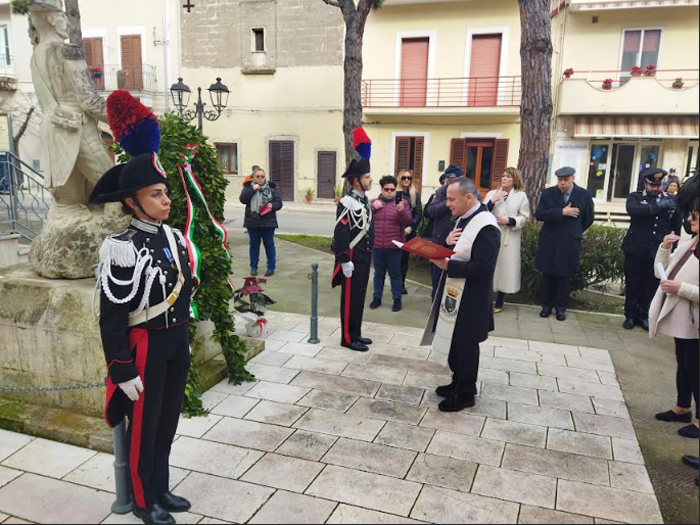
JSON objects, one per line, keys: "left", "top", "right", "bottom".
{"left": 0, "top": 151, "right": 50, "bottom": 241}
{"left": 562, "top": 68, "right": 700, "bottom": 89}
{"left": 362, "top": 76, "right": 522, "bottom": 109}
{"left": 91, "top": 64, "right": 158, "bottom": 93}
{"left": 0, "top": 54, "right": 16, "bottom": 79}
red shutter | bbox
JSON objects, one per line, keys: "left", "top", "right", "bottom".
{"left": 121, "top": 35, "right": 143, "bottom": 90}
{"left": 83, "top": 38, "right": 105, "bottom": 90}
{"left": 469, "top": 35, "right": 502, "bottom": 107}
{"left": 450, "top": 138, "right": 468, "bottom": 175}
{"left": 492, "top": 139, "right": 510, "bottom": 190}
{"left": 400, "top": 38, "right": 429, "bottom": 107}
{"left": 395, "top": 137, "right": 411, "bottom": 174}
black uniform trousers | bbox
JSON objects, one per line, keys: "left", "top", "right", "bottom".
{"left": 675, "top": 338, "right": 699, "bottom": 419}
{"left": 623, "top": 253, "right": 658, "bottom": 321}
{"left": 541, "top": 274, "right": 571, "bottom": 310}
{"left": 126, "top": 322, "right": 190, "bottom": 509}
{"left": 448, "top": 340, "right": 480, "bottom": 395}
{"left": 340, "top": 249, "right": 372, "bottom": 345}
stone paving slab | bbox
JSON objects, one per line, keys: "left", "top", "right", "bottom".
{"left": 240, "top": 453, "right": 324, "bottom": 493}
{"left": 293, "top": 409, "right": 385, "bottom": 442}
{"left": 203, "top": 417, "right": 294, "bottom": 452}
{"left": 291, "top": 372, "right": 381, "bottom": 398}
{"left": 341, "top": 364, "right": 408, "bottom": 386}
{"left": 1, "top": 439, "right": 96, "bottom": 480}
{"left": 472, "top": 466, "right": 557, "bottom": 509}
{"left": 347, "top": 398, "right": 427, "bottom": 426}
{"left": 518, "top": 506, "right": 595, "bottom": 524}
{"left": 0, "top": 468, "right": 21, "bottom": 491}
{"left": 246, "top": 381, "right": 312, "bottom": 404}
{"left": 426, "top": 431, "right": 505, "bottom": 467}
{"left": 249, "top": 491, "right": 337, "bottom": 524}
{"left": 321, "top": 438, "right": 417, "bottom": 478}
{"left": 275, "top": 430, "right": 338, "bottom": 462}
{"left": 327, "top": 504, "right": 426, "bottom": 524}
{"left": 375, "top": 383, "right": 425, "bottom": 405}
{"left": 481, "top": 419, "right": 548, "bottom": 448}
{"left": 170, "top": 436, "right": 263, "bottom": 479}
{"left": 547, "top": 429, "right": 613, "bottom": 460}
{"left": 209, "top": 395, "right": 260, "bottom": 419}
{"left": 0, "top": 432, "right": 32, "bottom": 463}
{"left": 283, "top": 356, "right": 348, "bottom": 376}
{"left": 411, "top": 485, "right": 520, "bottom": 524}
{"left": 405, "top": 453, "right": 477, "bottom": 492}
{"left": 419, "top": 409, "right": 485, "bottom": 436}
{"left": 374, "top": 423, "right": 435, "bottom": 453}
{"left": 296, "top": 390, "right": 358, "bottom": 413}
{"left": 244, "top": 400, "right": 309, "bottom": 427}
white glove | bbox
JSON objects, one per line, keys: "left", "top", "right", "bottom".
{"left": 119, "top": 376, "right": 144, "bottom": 402}
{"left": 341, "top": 262, "right": 355, "bottom": 279}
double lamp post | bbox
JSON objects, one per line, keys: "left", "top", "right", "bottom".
{"left": 169, "top": 77, "right": 230, "bottom": 131}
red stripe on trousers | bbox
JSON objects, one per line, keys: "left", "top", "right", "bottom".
{"left": 344, "top": 276, "right": 352, "bottom": 344}
{"left": 128, "top": 328, "right": 149, "bottom": 510}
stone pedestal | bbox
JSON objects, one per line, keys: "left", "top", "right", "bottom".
{"left": 0, "top": 234, "right": 20, "bottom": 269}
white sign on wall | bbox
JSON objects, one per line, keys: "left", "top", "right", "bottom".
{"left": 552, "top": 139, "right": 589, "bottom": 185}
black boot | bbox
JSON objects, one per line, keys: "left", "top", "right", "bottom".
{"left": 555, "top": 308, "right": 567, "bottom": 322}
{"left": 436, "top": 380, "right": 457, "bottom": 398}
{"left": 369, "top": 298, "right": 382, "bottom": 310}
{"left": 637, "top": 318, "right": 650, "bottom": 332}
{"left": 250, "top": 268, "right": 258, "bottom": 277}
{"left": 540, "top": 307, "right": 552, "bottom": 319}
{"left": 623, "top": 317, "right": 636, "bottom": 330}
{"left": 265, "top": 269, "right": 275, "bottom": 277}
{"left": 392, "top": 299, "right": 402, "bottom": 312}
{"left": 358, "top": 337, "right": 373, "bottom": 346}
{"left": 133, "top": 504, "right": 175, "bottom": 525}
{"left": 341, "top": 341, "right": 370, "bottom": 352}
{"left": 682, "top": 456, "right": 700, "bottom": 470}
{"left": 159, "top": 492, "right": 192, "bottom": 513}
{"left": 438, "top": 390, "right": 476, "bottom": 413}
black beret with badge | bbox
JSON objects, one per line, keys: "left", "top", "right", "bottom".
{"left": 642, "top": 168, "right": 667, "bottom": 186}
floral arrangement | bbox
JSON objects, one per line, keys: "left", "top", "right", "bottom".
{"left": 673, "top": 78, "right": 685, "bottom": 89}
{"left": 564, "top": 68, "right": 574, "bottom": 79}
{"left": 234, "top": 276, "right": 276, "bottom": 338}
{"left": 644, "top": 65, "right": 657, "bottom": 77}
{"left": 602, "top": 79, "right": 614, "bottom": 90}
{"left": 90, "top": 65, "right": 104, "bottom": 78}
{"left": 630, "top": 66, "right": 643, "bottom": 77}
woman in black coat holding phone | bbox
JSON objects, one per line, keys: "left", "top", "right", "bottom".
{"left": 397, "top": 170, "right": 423, "bottom": 294}
{"left": 240, "top": 168, "right": 283, "bottom": 277}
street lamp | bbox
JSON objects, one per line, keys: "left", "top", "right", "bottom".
{"left": 170, "top": 77, "right": 230, "bottom": 131}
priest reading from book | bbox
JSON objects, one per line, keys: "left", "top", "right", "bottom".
{"left": 423, "top": 178, "right": 501, "bottom": 413}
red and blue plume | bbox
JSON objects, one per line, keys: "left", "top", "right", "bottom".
{"left": 353, "top": 127, "right": 372, "bottom": 160}
{"left": 107, "top": 90, "right": 161, "bottom": 157}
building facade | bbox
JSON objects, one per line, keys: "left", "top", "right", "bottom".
{"left": 550, "top": 0, "right": 700, "bottom": 219}
{"left": 362, "top": 0, "right": 522, "bottom": 199}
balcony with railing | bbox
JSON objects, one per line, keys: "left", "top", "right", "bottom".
{"left": 0, "top": 54, "right": 17, "bottom": 91}
{"left": 569, "top": 0, "right": 699, "bottom": 11}
{"left": 362, "top": 76, "right": 522, "bottom": 116}
{"left": 90, "top": 64, "right": 158, "bottom": 94}
{"left": 558, "top": 69, "right": 699, "bottom": 116}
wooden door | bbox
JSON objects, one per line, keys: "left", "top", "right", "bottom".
{"left": 395, "top": 136, "right": 425, "bottom": 193}
{"left": 400, "top": 38, "right": 429, "bottom": 107}
{"left": 450, "top": 138, "right": 509, "bottom": 197}
{"left": 120, "top": 35, "right": 143, "bottom": 91}
{"left": 83, "top": 37, "right": 105, "bottom": 91}
{"left": 469, "top": 34, "right": 502, "bottom": 107}
{"left": 317, "top": 151, "right": 337, "bottom": 200}
{"left": 269, "top": 141, "right": 295, "bottom": 201}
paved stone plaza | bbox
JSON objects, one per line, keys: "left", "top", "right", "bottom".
{"left": 0, "top": 311, "right": 664, "bottom": 524}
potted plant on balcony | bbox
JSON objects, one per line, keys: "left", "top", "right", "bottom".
{"left": 334, "top": 185, "right": 343, "bottom": 204}
{"left": 234, "top": 276, "right": 275, "bottom": 338}
{"left": 673, "top": 78, "right": 685, "bottom": 89}
{"left": 563, "top": 68, "right": 575, "bottom": 79}
{"left": 305, "top": 187, "right": 315, "bottom": 204}
{"left": 644, "top": 65, "right": 657, "bottom": 77}
{"left": 630, "top": 66, "right": 643, "bottom": 78}
{"left": 90, "top": 66, "right": 103, "bottom": 79}
{"left": 602, "top": 79, "right": 614, "bottom": 91}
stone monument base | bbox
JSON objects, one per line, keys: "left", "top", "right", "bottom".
{"left": 0, "top": 264, "right": 261, "bottom": 419}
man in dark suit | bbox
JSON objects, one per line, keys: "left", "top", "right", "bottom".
{"left": 622, "top": 168, "right": 683, "bottom": 331}
{"left": 430, "top": 178, "right": 501, "bottom": 412}
{"left": 535, "top": 167, "right": 595, "bottom": 322}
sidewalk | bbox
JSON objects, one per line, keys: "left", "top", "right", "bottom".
{"left": 0, "top": 315, "right": 664, "bottom": 524}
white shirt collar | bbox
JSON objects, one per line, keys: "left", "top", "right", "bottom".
{"left": 459, "top": 202, "right": 481, "bottom": 221}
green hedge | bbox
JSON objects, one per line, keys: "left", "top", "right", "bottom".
{"left": 521, "top": 222, "right": 626, "bottom": 295}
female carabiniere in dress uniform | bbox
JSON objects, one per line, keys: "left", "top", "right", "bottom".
{"left": 90, "top": 90, "right": 193, "bottom": 525}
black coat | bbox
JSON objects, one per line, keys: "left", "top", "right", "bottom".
{"left": 622, "top": 192, "right": 682, "bottom": 258}
{"left": 425, "top": 184, "right": 455, "bottom": 247}
{"left": 399, "top": 190, "right": 424, "bottom": 236}
{"left": 444, "top": 205, "right": 501, "bottom": 345}
{"left": 240, "top": 182, "right": 283, "bottom": 230}
{"left": 535, "top": 184, "right": 595, "bottom": 277}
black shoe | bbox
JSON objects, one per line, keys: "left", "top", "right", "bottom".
{"left": 250, "top": 268, "right": 258, "bottom": 277}
{"left": 655, "top": 410, "right": 693, "bottom": 423}
{"left": 159, "top": 492, "right": 192, "bottom": 513}
{"left": 637, "top": 318, "right": 650, "bottom": 331}
{"left": 556, "top": 309, "right": 567, "bottom": 322}
{"left": 133, "top": 504, "right": 175, "bottom": 525}
{"left": 369, "top": 298, "right": 382, "bottom": 310}
{"left": 679, "top": 424, "right": 700, "bottom": 439}
{"left": 392, "top": 299, "right": 402, "bottom": 312}
{"left": 438, "top": 392, "right": 476, "bottom": 413}
{"left": 436, "top": 381, "right": 457, "bottom": 398}
{"left": 358, "top": 337, "right": 373, "bottom": 346}
{"left": 402, "top": 287, "right": 409, "bottom": 295}
{"left": 341, "top": 341, "right": 370, "bottom": 352}
{"left": 265, "top": 269, "right": 275, "bottom": 277}
{"left": 682, "top": 456, "right": 700, "bottom": 470}
{"left": 540, "top": 307, "right": 552, "bottom": 319}
{"left": 623, "top": 317, "right": 636, "bottom": 330}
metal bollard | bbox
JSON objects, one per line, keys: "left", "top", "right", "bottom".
{"left": 111, "top": 421, "right": 133, "bottom": 514}
{"left": 308, "top": 263, "right": 320, "bottom": 344}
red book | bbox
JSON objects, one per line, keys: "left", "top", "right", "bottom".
{"left": 392, "top": 238, "right": 455, "bottom": 260}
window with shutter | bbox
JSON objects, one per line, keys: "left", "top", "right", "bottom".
{"left": 120, "top": 35, "right": 143, "bottom": 91}
{"left": 492, "top": 139, "right": 510, "bottom": 189}
{"left": 469, "top": 34, "right": 502, "bottom": 107}
{"left": 83, "top": 38, "right": 105, "bottom": 90}
{"left": 400, "top": 38, "right": 429, "bottom": 107}
{"left": 317, "top": 151, "right": 337, "bottom": 200}
{"left": 450, "top": 139, "right": 468, "bottom": 175}
{"left": 394, "top": 136, "right": 425, "bottom": 193}
{"left": 269, "top": 141, "right": 295, "bottom": 201}
{"left": 216, "top": 143, "right": 239, "bottom": 175}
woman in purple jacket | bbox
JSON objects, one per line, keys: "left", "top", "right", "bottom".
{"left": 370, "top": 176, "right": 413, "bottom": 312}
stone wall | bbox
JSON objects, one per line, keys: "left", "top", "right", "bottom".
{"left": 181, "top": 0, "right": 343, "bottom": 70}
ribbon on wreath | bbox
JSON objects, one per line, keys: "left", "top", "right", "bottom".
{"left": 177, "top": 144, "right": 235, "bottom": 320}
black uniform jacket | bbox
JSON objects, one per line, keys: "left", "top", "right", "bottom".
{"left": 441, "top": 205, "right": 501, "bottom": 346}
{"left": 622, "top": 191, "right": 682, "bottom": 258}
{"left": 332, "top": 191, "right": 375, "bottom": 288}
{"left": 240, "top": 181, "right": 284, "bottom": 230}
{"left": 535, "top": 184, "right": 595, "bottom": 277}
{"left": 99, "top": 219, "right": 193, "bottom": 427}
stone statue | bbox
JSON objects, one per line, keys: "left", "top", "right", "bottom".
{"left": 27, "top": 0, "right": 128, "bottom": 279}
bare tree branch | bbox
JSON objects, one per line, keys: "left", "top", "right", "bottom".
{"left": 13, "top": 106, "right": 35, "bottom": 153}
{"left": 321, "top": 0, "right": 343, "bottom": 7}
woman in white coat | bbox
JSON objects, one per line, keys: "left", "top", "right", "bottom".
{"left": 486, "top": 168, "right": 531, "bottom": 313}
{"left": 650, "top": 198, "right": 699, "bottom": 440}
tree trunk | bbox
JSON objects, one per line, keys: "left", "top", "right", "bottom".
{"left": 12, "top": 107, "right": 35, "bottom": 156}
{"left": 64, "top": 0, "right": 83, "bottom": 48}
{"left": 517, "top": 0, "right": 553, "bottom": 213}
